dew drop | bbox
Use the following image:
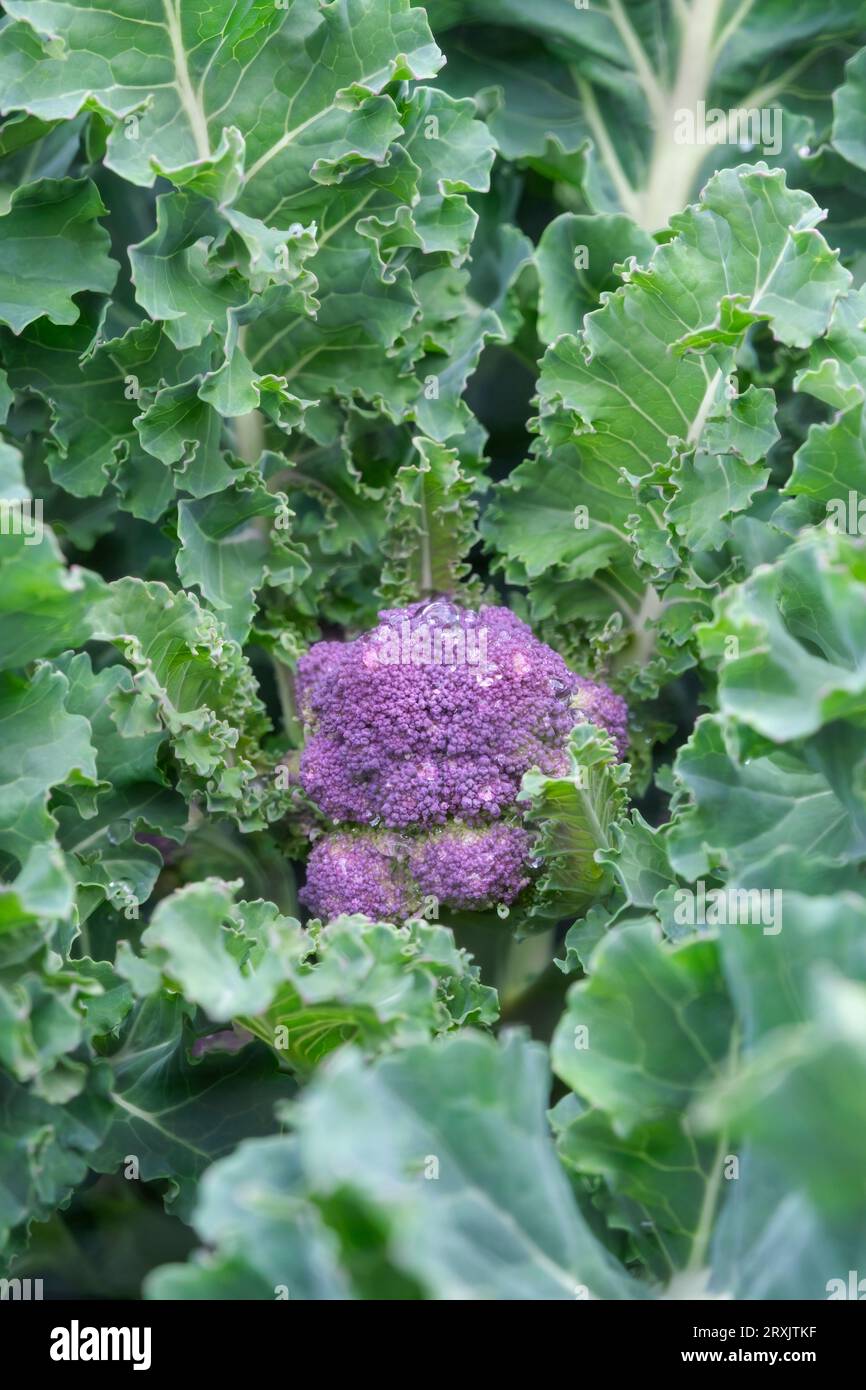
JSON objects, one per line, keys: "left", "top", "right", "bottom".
{"left": 418, "top": 599, "right": 458, "bottom": 627}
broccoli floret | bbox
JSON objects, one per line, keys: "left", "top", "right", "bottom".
{"left": 297, "top": 601, "right": 627, "bottom": 919}
{"left": 299, "top": 823, "right": 533, "bottom": 919}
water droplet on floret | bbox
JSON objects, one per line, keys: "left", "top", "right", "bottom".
{"left": 418, "top": 599, "right": 459, "bottom": 627}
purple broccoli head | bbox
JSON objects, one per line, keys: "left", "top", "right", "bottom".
{"left": 299, "top": 830, "right": 415, "bottom": 922}
{"left": 299, "top": 823, "right": 532, "bottom": 919}
{"left": 296, "top": 600, "right": 627, "bottom": 920}
{"left": 409, "top": 824, "right": 532, "bottom": 911}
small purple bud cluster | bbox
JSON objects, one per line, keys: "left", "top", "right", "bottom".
{"left": 296, "top": 601, "right": 627, "bottom": 920}
{"left": 299, "top": 823, "right": 533, "bottom": 921}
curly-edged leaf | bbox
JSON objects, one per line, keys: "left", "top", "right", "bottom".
{"left": 429, "top": 0, "right": 866, "bottom": 233}
{"left": 119, "top": 878, "right": 497, "bottom": 1073}
{"left": 519, "top": 722, "right": 630, "bottom": 924}
{"left": 0, "top": 177, "right": 117, "bottom": 333}
{"left": 794, "top": 284, "right": 866, "bottom": 412}
{"left": 486, "top": 167, "right": 846, "bottom": 679}
{"left": 698, "top": 530, "right": 866, "bottom": 741}
{"left": 48, "top": 652, "right": 187, "bottom": 916}
{"left": 664, "top": 452, "right": 770, "bottom": 552}
{"left": 0, "top": 663, "right": 97, "bottom": 877}
{"left": 378, "top": 436, "right": 480, "bottom": 604}
{"left": 380, "top": 87, "right": 496, "bottom": 263}
{"left": 240, "top": 915, "right": 499, "bottom": 1073}
{"left": 595, "top": 809, "right": 679, "bottom": 912}
{"left": 134, "top": 379, "right": 237, "bottom": 499}
{"left": 0, "top": 0, "right": 442, "bottom": 189}
{"left": 0, "top": 1064, "right": 112, "bottom": 1260}
{"left": 176, "top": 475, "right": 309, "bottom": 644}
{"left": 0, "top": 956, "right": 133, "bottom": 1102}
{"left": 536, "top": 212, "right": 656, "bottom": 342}
{"left": 539, "top": 167, "right": 847, "bottom": 468}
{"left": 481, "top": 443, "right": 631, "bottom": 584}
{"left": 89, "top": 992, "right": 295, "bottom": 1219}
{"left": 88, "top": 579, "right": 274, "bottom": 827}
{"left": 129, "top": 190, "right": 251, "bottom": 351}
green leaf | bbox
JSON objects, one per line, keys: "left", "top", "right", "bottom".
{"left": 696, "top": 973, "right": 866, "bottom": 1217}
{"left": 378, "top": 437, "right": 480, "bottom": 603}
{"left": 552, "top": 920, "right": 733, "bottom": 1277}
{"left": 536, "top": 212, "right": 656, "bottom": 342}
{"left": 90, "top": 993, "right": 295, "bottom": 1218}
{"left": 832, "top": 47, "right": 866, "bottom": 172}
{"left": 120, "top": 878, "right": 497, "bottom": 1073}
{"left": 134, "top": 379, "right": 235, "bottom": 500}
{"left": 145, "top": 1136, "right": 350, "bottom": 1301}
{"left": 151, "top": 1032, "right": 642, "bottom": 1300}
{"left": 667, "top": 715, "right": 866, "bottom": 881}
{"left": 176, "top": 475, "right": 308, "bottom": 643}
{"left": 0, "top": 663, "right": 97, "bottom": 875}
{"left": 0, "top": 519, "right": 105, "bottom": 674}
{"left": 88, "top": 579, "right": 275, "bottom": 827}
{"left": 552, "top": 920, "right": 732, "bottom": 1132}
{"left": 0, "top": 1065, "right": 112, "bottom": 1256}
{"left": 240, "top": 914, "right": 499, "bottom": 1073}
{"left": 129, "top": 191, "right": 249, "bottom": 351}
{"left": 698, "top": 530, "right": 866, "bottom": 741}
{"left": 519, "top": 722, "right": 630, "bottom": 924}
{"left": 0, "top": 0, "right": 442, "bottom": 190}
{"left": 0, "top": 178, "right": 116, "bottom": 332}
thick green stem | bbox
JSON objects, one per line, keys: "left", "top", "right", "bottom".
{"left": 637, "top": 0, "right": 727, "bottom": 231}
{"left": 274, "top": 658, "right": 303, "bottom": 747}
{"left": 234, "top": 408, "right": 265, "bottom": 466}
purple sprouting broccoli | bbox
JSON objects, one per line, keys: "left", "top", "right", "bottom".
{"left": 301, "top": 823, "right": 533, "bottom": 920}
{"left": 296, "top": 600, "right": 627, "bottom": 921}
{"left": 572, "top": 675, "right": 629, "bottom": 760}
{"left": 408, "top": 824, "right": 533, "bottom": 911}
{"left": 300, "top": 831, "right": 415, "bottom": 923}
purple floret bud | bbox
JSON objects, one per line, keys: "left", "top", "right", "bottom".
{"left": 299, "top": 831, "right": 416, "bottom": 922}
{"left": 299, "top": 823, "right": 532, "bottom": 920}
{"left": 571, "top": 676, "right": 630, "bottom": 759}
{"left": 410, "top": 824, "right": 532, "bottom": 911}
